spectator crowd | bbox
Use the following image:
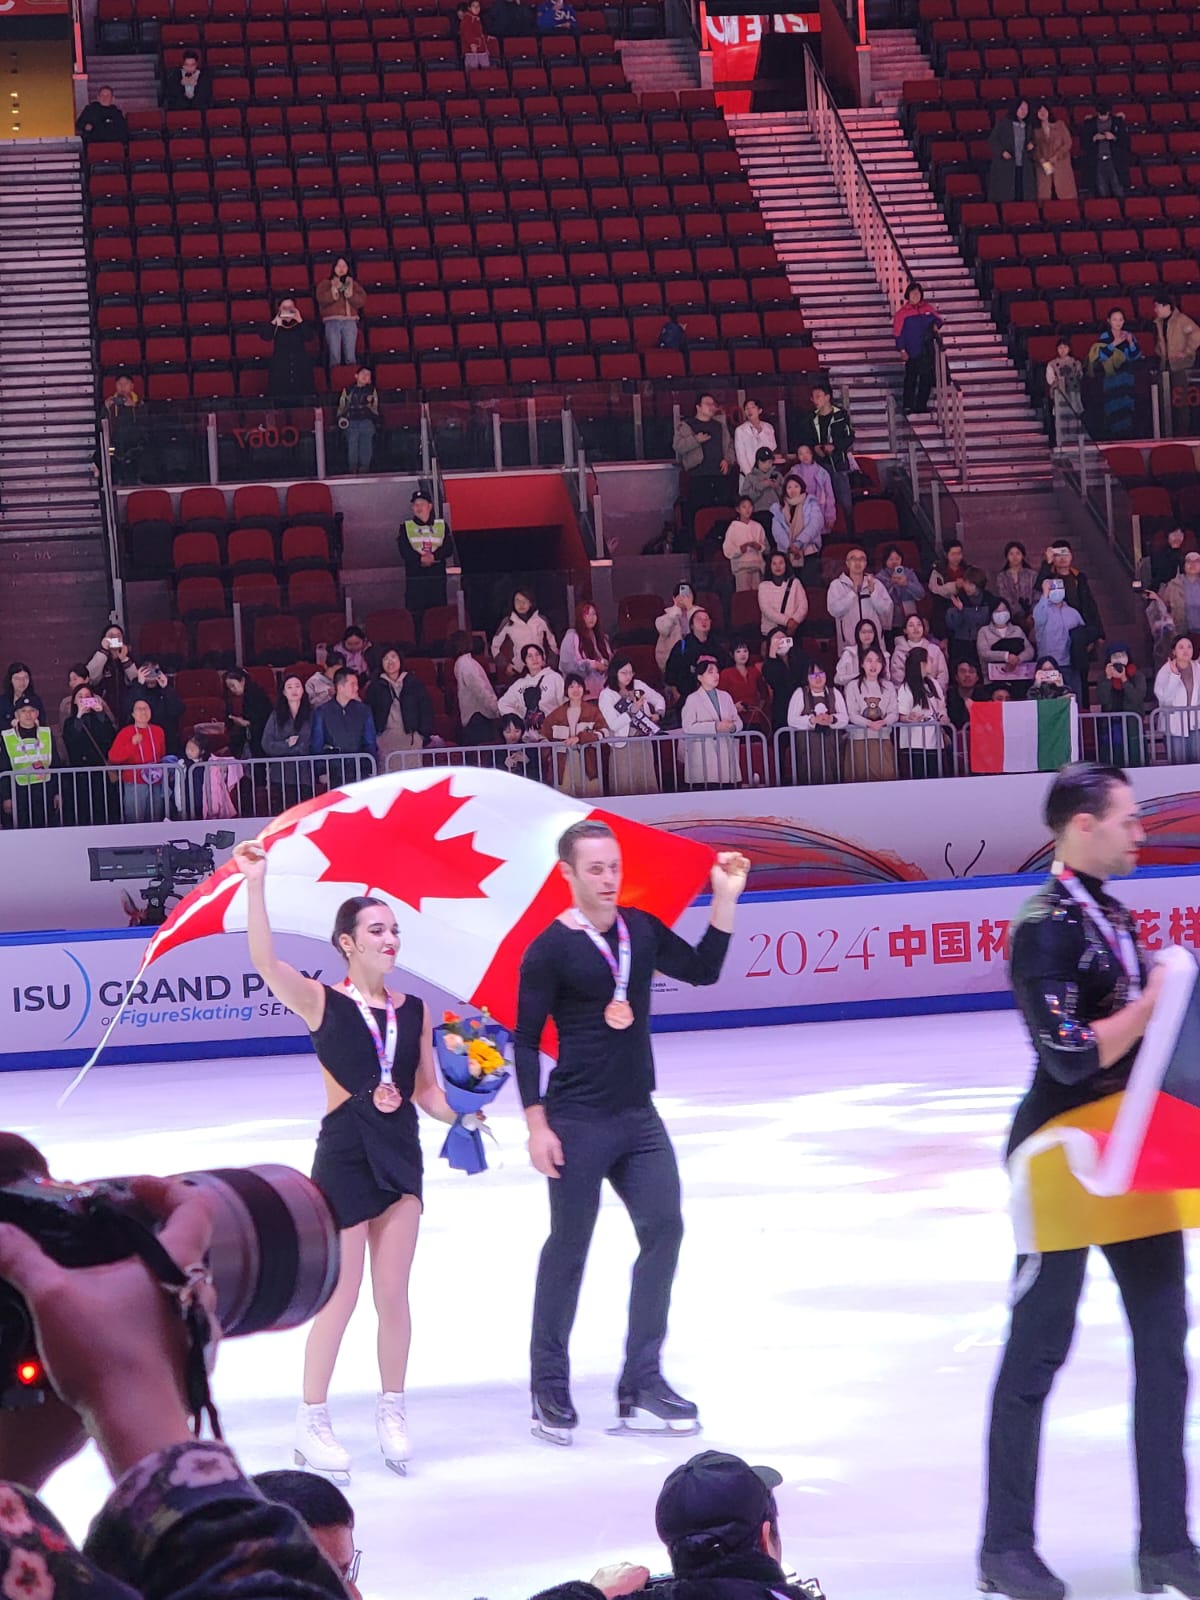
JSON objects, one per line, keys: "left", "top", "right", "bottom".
{"left": 7, "top": 496, "right": 1197, "bottom": 830}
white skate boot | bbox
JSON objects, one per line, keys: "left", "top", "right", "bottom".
{"left": 294, "top": 1402, "right": 352, "bottom": 1483}
{"left": 376, "top": 1391, "right": 410, "bottom": 1476}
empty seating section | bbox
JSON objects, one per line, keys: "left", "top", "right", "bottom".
{"left": 905, "top": 0, "right": 1200, "bottom": 381}
{"left": 88, "top": 4, "right": 809, "bottom": 399}
{"left": 125, "top": 480, "right": 368, "bottom": 671}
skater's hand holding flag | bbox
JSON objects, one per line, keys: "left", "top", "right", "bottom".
{"left": 1010, "top": 945, "right": 1200, "bottom": 1252}
{"left": 61, "top": 768, "right": 716, "bottom": 1100}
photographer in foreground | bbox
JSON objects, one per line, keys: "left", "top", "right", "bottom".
{"left": 530, "top": 1450, "right": 824, "bottom": 1600}
{"left": 0, "top": 1136, "right": 344, "bottom": 1600}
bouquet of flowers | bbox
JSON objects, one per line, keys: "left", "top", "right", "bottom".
{"left": 433, "top": 1008, "right": 512, "bottom": 1175}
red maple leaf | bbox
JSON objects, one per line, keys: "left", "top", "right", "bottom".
{"left": 309, "top": 776, "right": 503, "bottom": 910}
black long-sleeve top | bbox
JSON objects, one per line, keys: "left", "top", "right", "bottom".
{"left": 1007, "top": 871, "right": 1145, "bottom": 1157}
{"left": 515, "top": 907, "right": 730, "bottom": 1114}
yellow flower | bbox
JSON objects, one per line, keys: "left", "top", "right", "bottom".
{"left": 466, "top": 1038, "right": 505, "bottom": 1076}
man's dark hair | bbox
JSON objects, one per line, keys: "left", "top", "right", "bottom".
{"left": 1156, "top": 290, "right": 1177, "bottom": 310}
{"left": 1095, "top": 98, "right": 1111, "bottom": 115}
{"left": 253, "top": 1470, "right": 354, "bottom": 1530}
{"left": 332, "top": 666, "right": 357, "bottom": 689}
{"left": 1043, "top": 763, "right": 1129, "bottom": 836}
{"left": 557, "top": 818, "right": 617, "bottom": 867}
{"left": 520, "top": 641, "right": 545, "bottom": 666}
{"left": 906, "top": 280, "right": 923, "bottom": 297}
{"left": 696, "top": 392, "right": 716, "bottom": 409}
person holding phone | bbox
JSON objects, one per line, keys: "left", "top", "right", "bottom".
{"left": 317, "top": 258, "right": 367, "bottom": 370}
{"left": 62, "top": 680, "right": 119, "bottom": 825}
{"left": 264, "top": 298, "right": 316, "bottom": 400}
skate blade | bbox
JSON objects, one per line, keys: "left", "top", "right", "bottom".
{"left": 293, "top": 1450, "right": 351, "bottom": 1484}
{"left": 382, "top": 1458, "right": 408, "bottom": 1476}
{"left": 608, "top": 1414, "right": 702, "bottom": 1437}
{"left": 531, "top": 1421, "right": 573, "bottom": 1447}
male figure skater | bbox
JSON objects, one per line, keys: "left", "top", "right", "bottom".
{"left": 980, "top": 764, "right": 1197, "bottom": 1600}
{"left": 515, "top": 819, "right": 748, "bottom": 1444}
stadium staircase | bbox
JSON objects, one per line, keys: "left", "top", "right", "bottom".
{"left": 616, "top": 37, "right": 700, "bottom": 93}
{"left": 86, "top": 55, "right": 160, "bottom": 111}
{"left": 867, "top": 28, "right": 933, "bottom": 112}
{"left": 0, "top": 140, "right": 113, "bottom": 693}
{"left": 730, "top": 108, "right": 1054, "bottom": 490}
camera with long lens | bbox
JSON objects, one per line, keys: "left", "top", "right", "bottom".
{"left": 0, "top": 1135, "right": 340, "bottom": 1410}
{"left": 88, "top": 831, "right": 235, "bottom": 926}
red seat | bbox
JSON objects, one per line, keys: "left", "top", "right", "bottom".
{"left": 228, "top": 527, "right": 277, "bottom": 574}
{"left": 287, "top": 570, "right": 339, "bottom": 613}
{"left": 252, "top": 614, "right": 304, "bottom": 666}
{"left": 172, "top": 531, "right": 222, "bottom": 578}
{"left": 126, "top": 488, "right": 174, "bottom": 529}
{"left": 281, "top": 524, "right": 332, "bottom": 571}
{"left": 232, "top": 483, "right": 282, "bottom": 532}
{"left": 177, "top": 577, "right": 228, "bottom": 621}
{"left": 231, "top": 573, "right": 282, "bottom": 614}
{"left": 363, "top": 608, "right": 417, "bottom": 648}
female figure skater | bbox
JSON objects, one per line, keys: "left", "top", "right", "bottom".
{"left": 234, "top": 840, "right": 458, "bottom": 1479}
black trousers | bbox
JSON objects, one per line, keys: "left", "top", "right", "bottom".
{"left": 903, "top": 350, "right": 936, "bottom": 413}
{"left": 531, "top": 1105, "right": 683, "bottom": 1392}
{"left": 983, "top": 1231, "right": 1189, "bottom": 1557}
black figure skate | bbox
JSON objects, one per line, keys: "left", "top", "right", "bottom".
{"left": 531, "top": 1383, "right": 578, "bottom": 1446}
{"left": 611, "top": 1376, "right": 701, "bottom": 1437}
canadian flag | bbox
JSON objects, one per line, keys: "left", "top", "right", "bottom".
{"left": 64, "top": 769, "right": 715, "bottom": 1095}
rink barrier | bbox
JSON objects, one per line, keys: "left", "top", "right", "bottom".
{"left": 7, "top": 862, "right": 1200, "bottom": 1071}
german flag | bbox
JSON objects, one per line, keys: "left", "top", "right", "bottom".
{"left": 1009, "top": 945, "right": 1200, "bottom": 1253}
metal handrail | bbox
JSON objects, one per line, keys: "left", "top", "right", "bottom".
{"left": 803, "top": 49, "right": 916, "bottom": 315}
{"left": 804, "top": 49, "right": 964, "bottom": 470}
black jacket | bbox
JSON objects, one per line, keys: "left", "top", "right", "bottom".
{"left": 263, "top": 321, "right": 316, "bottom": 400}
{"left": 1081, "top": 112, "right": 1130, "bottom": 190}
{"left": 666, "top": 635, "right": 728, "bottom": 697}
{"left": 531, "top": 1550, "right": 820, "bottom": 1600}
{"left": 364, "top": 673, "right": 434, "bottom": 741}
{"left": 163, "top": 66, "right": 213, "bottom": 110}
{"left": 1007, "top": 872, "right": 1145, "bottom": 1156}
{"left": 76, "top": 100, "right": 128, "bottom": 142}
{"left": 63, "top": 709, "right": 117, "bottom": 767}
{"left": 125, "top": 682, "right": 186, "bottom": 755}
{"left": 1033, "top": 563, "right": 1103, "bottom": 640}
{"left": 800, "top": 406, "right": 854, "bottom": 475}
{"left": 223, "top": 681, "right": 272, "bottom": 759}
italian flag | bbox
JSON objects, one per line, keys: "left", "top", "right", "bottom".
{"left": 968, "top": 697, "right": 1079, "bottom": 774}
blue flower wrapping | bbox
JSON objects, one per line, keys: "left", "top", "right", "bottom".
{"left": 434, "top": 1019, "right": 512, "bottom": 1175}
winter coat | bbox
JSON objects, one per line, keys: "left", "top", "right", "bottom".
{"left": 826, "top": 571, "right": 893, "bottom": 653}
{"left": 987, "top": 112, "right": 1035, "bottom": 201}
{"left": 365, "top": 673, "right": 434, "bottom": 743}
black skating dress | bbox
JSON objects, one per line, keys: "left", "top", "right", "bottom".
{"left": 309, "top": 984, "right": 424, "bottom": 1229}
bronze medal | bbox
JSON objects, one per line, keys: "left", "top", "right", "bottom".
{"left": 604, "top": 999, "right": 635, "bottom": 1030}
{"left": 373, "top": 1081, "right": 403, "bottom": 1113}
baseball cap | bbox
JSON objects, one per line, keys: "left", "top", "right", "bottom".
{"left": 11, "top": 696, "right": 38, "bottom": 714}
{"left": 655, "top": 1451, "right": 783, "bottom": 1556}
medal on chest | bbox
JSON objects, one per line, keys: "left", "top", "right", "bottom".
{"left": 573, "top": 910, "right": 635, "bottom": 1030}
{"left": 342, "top": 980, "right": 403, "bottom": 1112}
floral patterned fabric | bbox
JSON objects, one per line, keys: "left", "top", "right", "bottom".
{"left": 1, "top": 1443, "right": 346, "bottom": 1600}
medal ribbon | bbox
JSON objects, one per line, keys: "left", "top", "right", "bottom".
{"left": 1052, "top": 863, "right": 1142, "bottom": 997}
{"left": 573, "top": 909, "right": 631, "bottom": 1002}
{"left": 341, "top": 979, "right": 398, "bottom": 1089}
